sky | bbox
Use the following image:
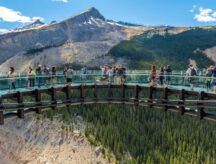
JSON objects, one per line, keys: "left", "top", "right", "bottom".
{"left": 0, "top": 0, "right": 216, "bottom": 31}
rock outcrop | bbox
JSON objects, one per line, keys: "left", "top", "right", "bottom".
{"left": 0, "top": 115, "right": 109, "bottom": 164}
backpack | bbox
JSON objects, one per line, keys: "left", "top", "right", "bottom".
{"left": 190, "top": 68, "right": 196, "bottom": 76}
{"left": 117, "top": 68, "right": 124, "bottom": 76}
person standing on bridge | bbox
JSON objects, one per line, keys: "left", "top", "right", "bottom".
{"left": 165, "top": 65, "right": 172, "bottom": 85}
{"left": 107, "top": 66, "right": 114, "bottom": 84}
{"left": 51, "top": 66, "right": 57, "bottom": 86}
{"left": 99, "top": 65, "right": 109, "bottom": 84}
{"left": 113, "top": 66, "right": 117, "bottom": 84}
{"left": 185, "top": 64, "right": 197, "bottom": 86}
{"left": 122, "top": 66, "right": 127, "bottom": 84}
{"left": 100, "top": 65, "right": 105, "bottom": 76}
{"left": 116, "top": 65, "right": 124, "bottom": 85}
{"left": 8, "top": 67, "right": 16, "bottom": 90}
{"left": 81, "top": 65, "right": 88, "bottom": 84}
{"left": 36, "top": 65, "right": 43, "bottom": 88}
{"left": 206, "top": 67, "right": 212, "bottom": 90}
{"left": 149, "top": 65, "right": 158, "bottom": 87}
{"left": 63, "top": 66, "right": 68, "bottom": 82}
{"left": 211, "top": 66, "right": 216, "bottom": 91}
{"left": 28, "top": 67, "right": 36, "bottom": 88}
{"left": 63, "top": 66, "right": 73, "bottom": 85}
{"left": 159, "top": 67, "right": 165, "bottom": 86}
{"left": 43, "top": 65, "right": 50, "bottom": 86}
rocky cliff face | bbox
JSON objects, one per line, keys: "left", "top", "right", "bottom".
{"left": 0, "top": 115, "right": 109, "bottom": 164}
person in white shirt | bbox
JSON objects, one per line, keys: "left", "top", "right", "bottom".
{"left": 107, "top": 66, "right": 113, "bottom": 84}
{"left": 185, "top": 64, "right": 197, "bottom": 85}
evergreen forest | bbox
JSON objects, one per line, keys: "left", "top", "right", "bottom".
{"left": 42, "top": 104, "right": 216, "bottom": 163}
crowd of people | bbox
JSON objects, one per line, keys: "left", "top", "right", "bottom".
{"left": 149, "top": 64, "right": 200, "bottom": 87}
{"left": 148, "top": 64, "right": 216, "bottom": 91}
{"left": 6, "top": 64, "right": 127, "bottom": 90}
{"left": 8, "top": 65, "right": 63, "bottom": 90}
{"left": 99, "top": 65, "right": 126, "bottom": 85}
{"left": 148, "top": 65, "right": 173, "bottom": 87}
{"left": 5, "top": 63, "right": 216, "bottom": 91}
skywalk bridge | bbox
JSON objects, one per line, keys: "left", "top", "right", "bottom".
{"left": 0, "top": 73, "right": 216, "bottom": 124}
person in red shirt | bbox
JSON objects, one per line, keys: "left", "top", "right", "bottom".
{"left": 149, "top": 65, "right": 157, "bottom": 86}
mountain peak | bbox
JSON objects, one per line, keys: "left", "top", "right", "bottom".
{"left": 87, "top": 7, "right": 98, "bottom": 12}
{"left": 83, "top": 7, "right": 104, "bottom": 19}
{"left": 66, "top": 7, "right": 105, "bottom": 24}
{"left": 13, "top": 19, "right": 45, "bottom": 32}
{"left": 33, "top": 19, "right": 44, "bottom": 25}
{"left": 21, "top": 19, "right": 44, "bottom": 29}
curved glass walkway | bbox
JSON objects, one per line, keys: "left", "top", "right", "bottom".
{"left": 0, "top": 73, "right": 215, "bottom": 96}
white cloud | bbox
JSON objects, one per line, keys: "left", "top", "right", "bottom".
{"left": 190, "top": 5, "right": 197, "bottom": 13}
{"left": 212, "top": 12, "right": 216, "bottom": 17}
{"left": 190, "top": 9, "right": 195, "bottom": 13}
{"left": 193, "top": 5, "right": 197, "bottom": 9}
{"left": 0, "top": 29, "right": 9, "bottom": 34}
{"left": 194, "top": 7, "right": 216, "bottom": 22}
{"left": 52, "top": 0, "right": 69, "bottom": 3}
{"left": 0, "top": 6, "right": 44, "bottom": 23}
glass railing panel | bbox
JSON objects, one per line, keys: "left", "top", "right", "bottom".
{"left": 0, "top": 73, "right": 216, "bottom": 94}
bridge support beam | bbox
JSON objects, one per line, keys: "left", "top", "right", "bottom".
{"left": 198, "top": 91, "right": 205, "bottom": 120}
{"left": 80, "top": 85, "right": 84, "bottom": 103}
{"left": 0, "top": 110, "right": 3, "bottom": 125}
{"left": 65, "top": 85, "right": 71, "bottom": 108}
{"left": 17, "top": 91, "right": 24, "bottom": 119}
{"left": 35, "top": 89, "right": 42, "bottom": 114}
{"left": 179, "top": 89, "right": 185, "bottom": 115}
{"left": 51, "top": 87, "right": 57, "bottom": 110}
{"left": 134, "top": 85, "right": 139, "bottom": 106}
{"left": 121, "top": 85, "right": 125, "bottom": 102}
{"left": 93, "top": 84, "right": 98, "bottom": 103}
{"left": 17, "top": 109, "right": 24, "bottom": 119}
{"left": 148, "top": 86, "right": 153, "bottom": 108}
{"left": 108, "top": 84, "right": 112, "bottom": 101}
{"left": 0, "top": 97, "right": 3, "bottom": 125}
{"left": 163, "top": 87, "right": 168, "bottom": 111}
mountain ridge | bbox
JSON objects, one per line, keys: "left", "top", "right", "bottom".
{"left": 0, "top": 7, "right": 216, "bottom": 72}
{"left": 0, "top": 7, "right": 145, "bottom": 72}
